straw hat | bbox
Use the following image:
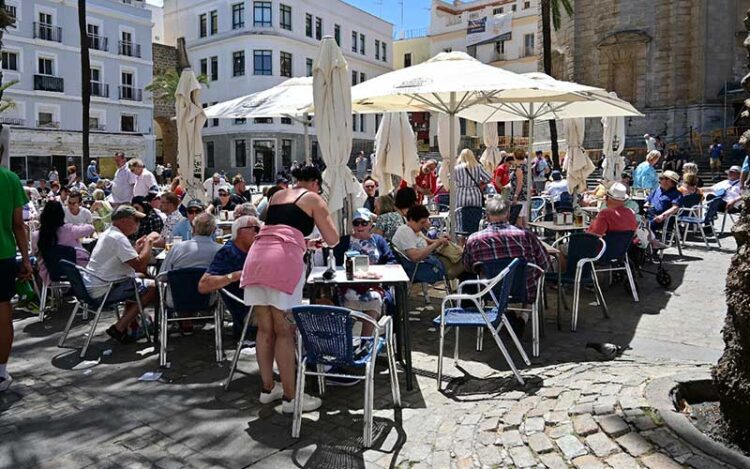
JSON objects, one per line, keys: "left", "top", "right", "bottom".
{"left": 606, "top": 182, "right": 629, "bottom": 201}
{"left": 660, "top": 170, "right": 680, "bottom": 184}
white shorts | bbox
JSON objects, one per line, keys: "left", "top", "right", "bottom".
{"left": 243, "top": 271, "right": 305, "bottom": 312}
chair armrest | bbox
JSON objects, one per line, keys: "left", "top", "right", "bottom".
{"left": 75, "top": 264, "right": 132, "bottom": 285}
{"left": 220, "top": 287, "right": 245, "bottom": 306}
{"left": 457, "top": 278, "right": 489, "bottom": 294}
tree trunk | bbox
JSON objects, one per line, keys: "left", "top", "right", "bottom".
{"left": 0, "top": 0, "right": 6, "bottom": 105}
{"left": 541, "top": 0, "right": 561, "bottom": 170}
{"left": 712, "top": 7, "right": 750, "bottom": 451}
{"left": 78, "top": 0, "right": 91, "bottom": 173}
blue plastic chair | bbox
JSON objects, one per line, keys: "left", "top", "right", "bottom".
{"left": 57, "top": 260, "right": 151, "bottom": 358}
{"left": 530, "top": 197, "right": 546, "bottom": 222}
{"left": 478, "top": 258, "right": 546, "bottom": 357}
{"left": 675, "top": 197, "right": 723, "bottom": 249}
{"left": 433, "top": 259, "right": 527, "bottom": 387}
{"left": 391, "top": 244, "right": 450, "bottom": 304}
{"left": 38, "top": 244, "right": 77, "bottom": 321}
{"left": 593, "top": 230, "right": 639, "bottom": 303}
{"left": 290, "top": 305, "right": 400, "bottom": 447}
{"left": 156, "top": 267, "right": 222, "bottom": 367}
{"left": 546, "top": 233, "right": 607, "bottom": 332}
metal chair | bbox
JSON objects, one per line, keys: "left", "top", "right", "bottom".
{"left": 156, "top": 267, "right": 223, "bottom": 367}
{"left": 392, "top": 244, "right": 451, "bottom": 304}
{"left": 57, "top": 260, "right": 151, "bottom": 358}
{"left": 546, "top": 233, "right": 607, "bottom": 332}
{"left": 38, "top": 245, "right": 77, "bottom": 321}
{"left": 594, "top": 231, "right": 639, "bottom": 303}
{"left": 530, "top": 197, "right": 546, "bottom": 222}
{"left": 290, "top": 305, "right": 401, "bottom": 447}
{"left": 673, "top": 197, "right": 723, "bottom": 249}
{"left": 433, "top": 259, "right": 528, "bottom": 387}
{"left": 477, "top": 259, "right": 546, "bottom": 357}
{"left": 222, "top": 288, "right": 255, "bottom": 391}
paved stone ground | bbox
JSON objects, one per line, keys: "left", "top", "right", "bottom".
{"left": 0, "top": 229, "right": 736, "bottom": 468}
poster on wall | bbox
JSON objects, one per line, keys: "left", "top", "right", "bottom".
{"left": 466, "top": 13, "right": 512, "bottom": 47}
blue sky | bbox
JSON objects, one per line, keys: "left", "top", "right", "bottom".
{"left": 145, "top": 0, "right": 432, "bottom": 33}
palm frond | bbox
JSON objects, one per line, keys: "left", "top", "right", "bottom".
{"left": 146, "top": 70, "right": 209, "bottom": 103}
{"left": 551, "top": 0, "right": 573, "bottom": 31}
{"left": 0, "top": 99, "right": 15, "bottom": 114}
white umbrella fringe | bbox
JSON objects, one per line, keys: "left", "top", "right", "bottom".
{"left": 372, "top": 112, "right": 420, "bottom": 195}
{"left": 563, "top": 117, "right": 594, "bottom": 195}
{"left": 480, "top": 121, "right": 501, "bottom": 172}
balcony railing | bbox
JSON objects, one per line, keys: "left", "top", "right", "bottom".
{"left": 34, "top": 75, "right": 65, "bottom": 92}
{"left": 33, "top": 22, "right": 63, "bottom": 42}
{"left": 88, "top": 34, "right": 108, "bottom": 51}
{"left": 118, "top": 41, "right": 141, "bottom": 58}
{"left": 119, "top": 86, "right": 142, "bottom": 101}
{"left": 0, "top": 117, "right": 23, "bottom": 126}
{"left": 37, "top": 120, "right": 61, "bottom": 129}
{"left": 91, "top": 82, "right": 109, "bottom": 98}
{"left": 90, "top": 123, "right": 107, "bottom": 131}
{"left": 4, "top": 5, "right": 16, "bottom": 21}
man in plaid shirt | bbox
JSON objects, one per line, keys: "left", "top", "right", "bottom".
{"left": 463, "top": 198, "right": 551, "bottom": 337}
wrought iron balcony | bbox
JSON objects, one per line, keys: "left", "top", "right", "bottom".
{"left": 119, "top": 86, "right": 142, "bottom": 101}
{"left": 36, "top": 120, "right": 60, "bottom": 129}
{"left": 33, "top": 22, "right": 63, "bottom": 42}
{"left": 88, "top": 34, "right": 108, "bottom": 51}
{"left": 0, "top": 117, "right": 23, "bottom": 126}
{"left": 34, "top": 75, "right": 65, "bottom": 92}
{"left": 118, "top": 41, "right": 141, "bottom": 58}
{"left": 91, "top": 82, "right": 109, "bottom": 98}
{"left": 90, "top": 123, "right": 107, "bottom": 131}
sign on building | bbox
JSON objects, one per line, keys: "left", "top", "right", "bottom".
{"left": 466, "top": 13, "right": 512, "bottom": 47}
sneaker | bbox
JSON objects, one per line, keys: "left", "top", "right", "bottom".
{"left": 259, "top": 382, "right": 284, "bottom": 404}
{"left": 106, "top": 325, "right": 136, "bottom": 345}
{"left": 0, "top": 374, "right": 12, "bottom": 392}
{"left": 281, "top": 393, "right": 322, "bottom": 413}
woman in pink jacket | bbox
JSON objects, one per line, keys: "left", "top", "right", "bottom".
{"left": 241, "top": 165, "right": 338, "bottom": 413}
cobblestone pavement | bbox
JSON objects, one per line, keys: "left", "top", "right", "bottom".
{"left": 0, "top": 233, "right": 736, "bottom": 468}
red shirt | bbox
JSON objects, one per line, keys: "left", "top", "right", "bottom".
{"left": 493, "top": 164, "right": 510, "bottom": 191}
{"left": 399, "top": 170, "right": 437, "bottom": 203}
{"left": 587, "top": 206, "right": 638, "bottom": 237}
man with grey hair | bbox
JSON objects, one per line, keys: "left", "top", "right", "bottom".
{"left": 199, "top": 216, "right": 260, "bottom": 340}
{"left": 129, "top": 158, "right": 158, "bottom": 197}
{"left": 462, "top": 197, "right": 551, "bottom": 338}
{"left": 233, "top": 202, "right": 258, "bottom": 219}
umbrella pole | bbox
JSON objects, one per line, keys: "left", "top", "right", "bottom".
{"left": 526, "top": 110, "right": 535, "bottom": 221}
{"left": 303, "top": 112, "right": 311, "bottom": 165}
{"left": 448, "top": 93, "right": 457, "bottom": 240}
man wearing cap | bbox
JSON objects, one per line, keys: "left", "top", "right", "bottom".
{"left": 198, "top": 215, "right": 261, "bottom": 341}
{"left": 275, "top": 177, "right": 289, "bottom": 190}
{"left": 231, "top": 175, "right": 252, "bottom": 203}
{"left": 203, "top": 173, "right": 226, "bottom": 201}
{"left": 645, "top": 170, "right": 683, "bottom": 231}
{"left": 208, "top": 185, "right": 238, "bottom": 214}
{"left": 172, "top": 199, "right": 205, "bottom": 241}
{"left": 587, "top": 183, "right": 638, "bottom": 237}
{"left": 129, "top": 158, "right": 158, "bottom": 198}
{"left": 704, "top": 165, "right": 744, "bottom": 214}
{"left": 110, "top": 152, "right": 136, "bottom": 206}
{"left": 84, "top": 205, "right": 158, "bottom": 345}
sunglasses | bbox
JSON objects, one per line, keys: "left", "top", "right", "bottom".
{"left": 364, "top": 185, "right": 376, "bottom": 189}
{"left": 241, "top": 225, "right": 260, "bottom": 233}
{"left": 188, "top": 209, "right": 203, "bottom": 214}
{"left": 352, "top": 220, "right": 370, "bottom": 227}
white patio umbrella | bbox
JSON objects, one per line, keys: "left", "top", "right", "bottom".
{"left": 601, "top": 92, "right": 626, "bottom": 182}
{"left": 372, "top": 112, "right": 420, "bottom": 195}
{"left": 175, "top": 69, "right": 208, "bottom": 203}
{"left": 456, "top": 72, "right": 641, "bottom": 215}
{"left": 313, "top": 36, "right": 361, "bottom": 232}
{"left": 350, "top": 52, "right": 549, "bottom": 237}
{"left": 562, "top": 118, "right": 593, "bottom": 194}
{"left": 480, "top": 122, "right": 501, "bottom": 173}
{"left": 437, "top": 113, "right": 460, "bottom": 190}
{"left": 204, "top": 77, "right": 314, "bottom": 164}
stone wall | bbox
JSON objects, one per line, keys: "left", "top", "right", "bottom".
{"left": 152, "top": 43, "right": 178, "bottom": 119}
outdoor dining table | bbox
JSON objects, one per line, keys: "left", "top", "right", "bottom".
{"left": 528, "top": 220, "right": 587, "bottom": 240}
{"left": 306, "top": 264, "right": 415, "bottom": 390}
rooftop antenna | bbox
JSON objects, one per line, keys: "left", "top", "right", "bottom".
{"left": 398, "top": 0, "right": 404, "bottom": 30}
{"left": 373, "top": 0, "right": 383, "bottom": 17}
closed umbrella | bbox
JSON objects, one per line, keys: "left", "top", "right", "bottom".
{"left": 480, "top": 122, "right": 501, "bottom": 173}
{"left": 437, "top": 113, "right": 460, "bottom": 190}
{"left": 313, "top": 37, "right": 361, "bottom": 231}
{"left": 175, "top": 69, "right": 207, "bottom": 202}
{"left": 372, "top": 112, "right": 420, "bottom": 195}
{"left": 601, "top": 92, "right": 626, "bottom": 181}
{"left": 563, "top": 118, "right": 594, "bottom": 194}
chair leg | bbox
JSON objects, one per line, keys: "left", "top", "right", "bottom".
{"left": 699, "top": 225, "right": 710, "bottom": 249}
{"left": 386, "top": 329, "right": 401, "bottom": 406}
{"left": 317, "top": 364, "right": 326, "bottom": 395}
{"left": 592, "top": 273, "right": 609, "bottom": 318}
{"left": 159, "top": 303, "right": 168, "bottom": 368}
{"left": 133, "top": 283, "right": 151, "bottom": 344}
{"left": 363, "top": 362, "right": 373, "bottom": 447}
{"left": 58, "top": 301, "right": 80, "bottom": 348}
{"left": 39, "top": 283, "right": 48, "bottom": 322}
{"left": 453, "top": 327, "right": 460, "bottom": 364}
{"left": 476, "top": 327, "right": 484, "bottom": 351}
{"left": 532, "top": 303, "right": 540, "bottom": 358}
{"left": 502, "top": 316, "right": 531, "bottom": 366}
{"left": 214, "top": 306, "right": 223, "bottom": 363}
{"left": 712, "top": 226, "right": 722, "bottom": 248}
{"left": 486, "top": 323, "right": 525, "bottom": 385}
{"left": 225, "top": 306, "right": 254, "bottom": 391}
{"left": 624, "top": 262, "right": 639, "bottom": 303}
{"left": 291, "top": 358, "right": 306, "bottom": 439}
{"left": 571, "top": 270, "right": 582, "bottom": 332}
{"left": 437, "top": 320, "right": 445, "bottom": 388}
{"left": 80, "top": 303, "right": 106, "bottom": 359}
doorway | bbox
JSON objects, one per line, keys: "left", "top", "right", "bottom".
{"left": 253, "top": 140, "right": 275, "bottom": 182}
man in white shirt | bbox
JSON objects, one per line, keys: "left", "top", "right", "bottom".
{"left": 544, "top": 171, "right": 570, "bottom": 203}
{"left": 129, "top": 158, "right": 158, "bottom": 197}
{"left": 644, "top": 133, "right": 656, "bottom": 152}
{"left": 704, "top": 165, "right": 744, "bottom": 214}
{"left": 64, "top": 191, "right": 94, "bottom": 225}
{"left": 110, "top": 152, "right": 136, "bottom": 205}
{"left": 84, "top": 205, "right": 158, "bottom": 345}
{"left": 203, "top": 173, "right": 226, "bottom": 200}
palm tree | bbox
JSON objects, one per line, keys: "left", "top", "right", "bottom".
{"left": 146, "top": 70, "right": 208, "bottom": 169}
{"left": 78, "top": 0, "right": 91, "bottom": 175}
{"left": 541, "top": 0, "right": 573, "bottom": 169}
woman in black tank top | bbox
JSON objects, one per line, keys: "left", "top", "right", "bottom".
{"left": 244, "top": 165, "right": 339, "bottom": 413}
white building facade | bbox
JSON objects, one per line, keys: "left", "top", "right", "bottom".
{"left": 1, "top": 0, "right": 155, "bottom": 180}
{"left": 162, "top": 0, "right": 393, "bottom": 182}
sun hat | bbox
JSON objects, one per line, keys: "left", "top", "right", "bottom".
{"left": 111, "top": 205, "right": 146, "bottom": 221}
{"left": 726, "top": 165, "right": 741, "bottom": 174}
{"left": 605, "top": 182, "right": 629, "bottom": 201}
{"left": 186, "top": 199, "right": 205, "bottom": 210}
{"left": 352, "top": 207, "right": 373, "bottom": 222}
{"left": 660, "top": 170, "right": 680, "bottom": 184}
